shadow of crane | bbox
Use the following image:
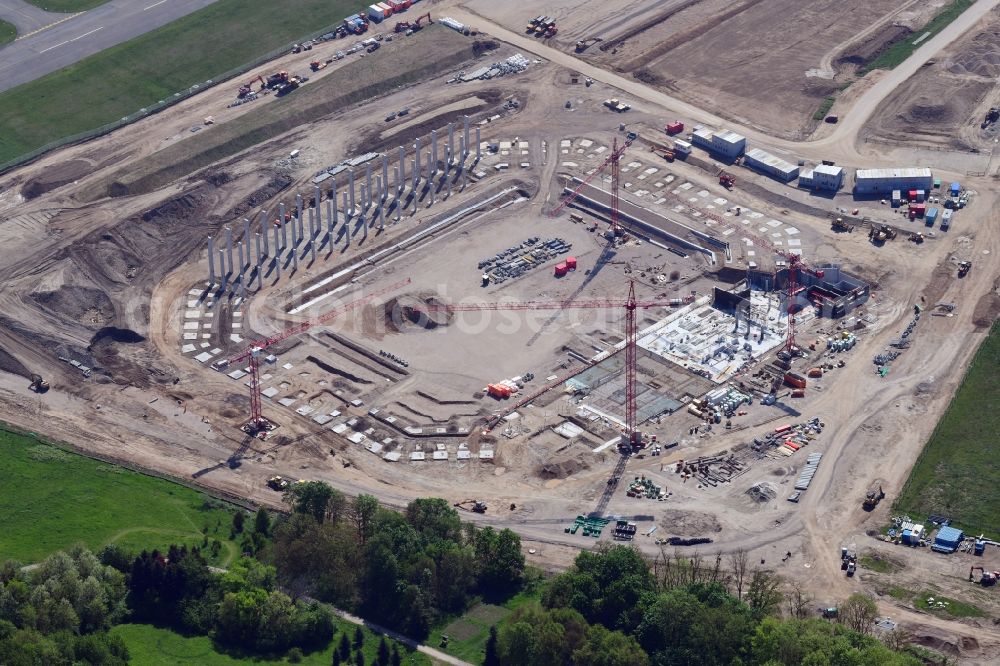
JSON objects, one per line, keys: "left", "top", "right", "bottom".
{"left": 590, "top": 451, "right": 630, "bottom": 518}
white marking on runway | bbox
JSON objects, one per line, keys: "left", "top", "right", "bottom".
{"left": 144, "top": 0, "right": 168, "bottom": 10}
{"left": 38, "top": 26, "right": 104, "bottom": 53}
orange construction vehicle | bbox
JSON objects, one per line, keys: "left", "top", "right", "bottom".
{"left": 719, "top": 170, "right": 735, "bottom": 189}
{"left": 395, "top": 12, "right": 431, "bottom": 32}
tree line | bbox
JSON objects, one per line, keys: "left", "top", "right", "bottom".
{"left": 487, "top": 544, "right": 924, "bottom": 666}
{"left": 274, "top": 482, "right": 526, "bottom": 640}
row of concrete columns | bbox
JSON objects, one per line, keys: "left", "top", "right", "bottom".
{"left": 206, "top": 117, "right": 483, "bottom": 291}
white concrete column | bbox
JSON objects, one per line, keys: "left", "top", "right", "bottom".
{"left": 393, "top": 166, "right": 400, "bottom": 206}
{"left": 463, "top": 115, "right": 470, "bottom": 156}
{"left": 365, "top": 163, "right": 373, "bottom": 207}
{"left": 431, "top": 129, "right": 438, "bottom": 168}
{"left": 278, "top": 203, "right": 287, "bottom": 248}
{"left": 225, "top": 227, "right": 234, "bottom": 274}
{"left": 272, "top": 225, "right": 280, "bottom": 263}
{"left": 242, "top": 218, "right": 251, "bottom": 246}
{"left": 348, "top": 170, "right": 356, "bottom": 214}
{"left": 207, "top": 236, "right": 215, "bottom": 284}
{"left": 295, "top": 194, "right": 304, "bottom": 241}
{"left": 381, "top": 155, "right": 388, "bottom": 197}
{"left": 398, "top": 145, "right": 405, "bottom": 184}
{"left": 237, "top": 241, "right": 245, "bottom": 273}
{"left": 255, "top": 233, "right": 263, "bottom": 267}
{"left": 447, "top": 122, "right": 454, "bottom": 163}
{"left": 476, "top": 127, "right": 481, "bottom": 161}
{"left": 218, "top": 249, "right": 228, "bottom": 288}
{"left": 414, "top": 138, "right": 421, "bottom": 188}
{"left": 259, "top": 211, "right": 269, "bottom": 255}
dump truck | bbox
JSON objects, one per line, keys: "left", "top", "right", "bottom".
{"left": 863, "top": 484, "right": 885, "bottom": 510}
{"left": 267, "top": 476, "right": 290, "bottom": 491}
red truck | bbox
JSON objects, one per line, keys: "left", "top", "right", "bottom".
{"left": 665, "top": 121, "right": 684, "bottom": 135}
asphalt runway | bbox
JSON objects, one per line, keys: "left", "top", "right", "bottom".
{"left": 0, "top": 0, "right": 219, "bottom": 93}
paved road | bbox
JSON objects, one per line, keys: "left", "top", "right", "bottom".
{"left": 0, "top": 0, "right": 219, "bottom": 93}
{"left": 0, "top": 0, "right": 63, "bottom": 34}
{"left": 449, "top": 0, "right": 1000, "bottom": 165}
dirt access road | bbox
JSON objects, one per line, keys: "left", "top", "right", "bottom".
{"left": 449, "top": 0, "right": 1000, "bottom": 165}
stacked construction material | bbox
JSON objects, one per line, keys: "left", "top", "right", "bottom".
{"left": 794, "top": 453, "right": 823, "bottom": 491}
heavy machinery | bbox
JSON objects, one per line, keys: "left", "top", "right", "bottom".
{"left": 970, "top": 566, "right": 999, "bottom": 586}
{"left": 863, "top": 484, "right": 885, "bottom": 511}
{"left": 958, "top": 261, "right": 972, "bottom": 277}
{"left": 276, "top": 76, "right": 302, "bottom": 96}
{"left": 309, "top": 61, "right": 327, "bottom": 71}
{"left": 29, "top": 374, "right": 49, "bottom": 393}
{"left": 909, "top": 232, "right": 924, "bottom": 244}
{"left": 237, "top": 75, "right": 265, "bottom": 98}
{"left": 832, "top": 217, "right": 852, "bottom": 232}
{"left": 718, "top": 170, "right": 735, "bottom": 189}
{"left": 267, "top": 476, "right": 289, "bottom": 491}
{"left": 869, "top": 224, "right": 897, "bottom": 243}
{"left": 526, "top": 15, "right": 545, "bottom": 32}
{"left": 544, "top": 24, "right": 558, "bottom": 38}
{"left": 395, "top": 12, "right": 431, "bottom": 32}
{"left": 575, "top": 37, "right": 602, "bottom": 52}
{"left": 535, "top": 18, "right": 555, "bottom": 35}
{"left": 982, "top": 107, "right": 999, "bottom": 129}
{"left": 841, "top": 546, "right": 857, "bottom": 576}
{"left": 264, "top": 71, "right": 290, "bottom": 89}
{"left": 454, "top": 499, "right": 487, "bottom": 513}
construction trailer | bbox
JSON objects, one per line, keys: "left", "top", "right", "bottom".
{"left": 743, "top": 148, "right": 799, "bottom": 182}
{"left": 854, "top": 167, "right": 933, "bottom": 196}
{"left": 798, "top": 163, "right": 844, "bottom": 191}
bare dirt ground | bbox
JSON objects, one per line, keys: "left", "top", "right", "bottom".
{"left": 864, "top": 6, "right": 1000, "bottom": 152}
{"left": 461, "top": 0, "right": 943, "bottom": 139}
{"left": 0, "top": 4, "right": 999, "bottom": 661}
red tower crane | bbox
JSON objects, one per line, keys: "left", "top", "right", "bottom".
{"left": 411, "top": 280, "right": 673, "bottom": 448}
{"left": 549, "top": 131, "right": 637, "bottom": 236}
{"left": 223, "top": 278, "right": 411, "bottom": 434}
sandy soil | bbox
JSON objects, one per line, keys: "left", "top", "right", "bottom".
{"left": 864, "top": 6, "right": 1000, "bottom": 153}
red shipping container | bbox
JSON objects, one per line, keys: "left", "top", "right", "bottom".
{"left": 666, "top": 121, "right": 684, "bottom": 135}
{"left": 908, "top": 189, "right": 918, "bottom": 200}
{"left": 554, "top": 263, "right": 568, "bottom": 277}
{"left": 566, "top": 256, "right": 577, "bottom": 270}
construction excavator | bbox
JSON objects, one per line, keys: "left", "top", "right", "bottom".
{"left": 29, "top": 374, "right": 49, "bottom": 393}
{"left": 454, "top": 499, "right": 487, "bottom": 513}
{"left": 869, "top": 224, "right": 897, "bottom": 244}
{"left": 575, "top": 37, "right": 603, "bottom": 52}
{"left": 832, "top": 217, "right": 853, "bottom": 232}
{"left": 970, "top": 566, "right": 999, "bottom": 586}
{"left": 863, "top": 484, "right": 885, "bottom": 511}
{"left": 395, "top": 12, "right": 431, "bottom": 33}
{"left": 237, "top": 75, "right": 266, "bottom": 98}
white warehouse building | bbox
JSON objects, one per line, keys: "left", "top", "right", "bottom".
{"left": 799, "top": 163, "right": 844, "bottom": 191}
{"left": 743, "top": 147, "right": 799, "bottom": 182}
{"left": 689, "top": 126, "right": 746, "bottom": 159}
{"left": 854, "top": 167, "right": 932, "bottom": 195}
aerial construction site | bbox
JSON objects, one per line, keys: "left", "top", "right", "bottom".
{"left": 1, "top": 0, "right": 999, "bottom": 660}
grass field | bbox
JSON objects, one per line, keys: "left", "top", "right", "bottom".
{"left": 894, "top": 321, "right": 1000, "bottom": 538}
{"left": 21, "top": 0, "right": 109, "bottom": 11}
{"left": 0, "top": 427, "right": 245, "bottom": 565}
{"left": 426, "top": 587, "right": 541, "bottom": 663}
{"left": 915, "top": 591, "right": 985, "bottom": 618}
{"left": 0, "top": 19, "right": 16, "bottom": 46}
{"left": 112, "top": 621, "right": 431, "bottom": 665}
{"left": 864, "top": 0, "right": 975, "bottom": 72}
{"left": 812, "top": 96, "right": 835, "bottom": 121}
{"left": 0, "top": 0, "right": 363, "bottom": 165}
